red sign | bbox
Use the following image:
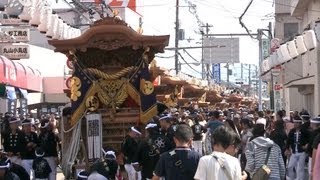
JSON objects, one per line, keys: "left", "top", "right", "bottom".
{"left": 108, "top": 0, "right": 137, "bottom": 12}
{"left": 274, "top": 84, "right": 281, "bottom": 91}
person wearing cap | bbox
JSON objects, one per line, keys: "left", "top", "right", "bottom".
{"left": 158, "top": 115, "right": 176, "bottom": 150}
{"left": 132, "top": 123, "right": 169, "bottom": 180}
{"left": 77, "top": 170, "right": 89, "bottom": 180}
{"left": 308, "top": 116, "right": 320, "bottom": 178}
{"left": 121, "top": 126, "right": 142, "bottom": 180}
{"left": 32, "top": 147, "right": 52, "bottom": 180}
{"left": 0, "top": 156, "right": 20, "bottom": 179}
{"left": 20, "top": 119, "right": 39, "bottom": 178}
{"left": 38, "top": 119, "right": 60, "bottom": 180}
{"left": 0, "top": 112, "right": 13, "bottom": 140}
{"left": 153, "top": 124, "right": 201, "bottom": 180}
{"left": 286, "top": 115, "right": 309, "bottom": 180}
{"left": 2, "top": 117, "right": 25, "bottom": 165}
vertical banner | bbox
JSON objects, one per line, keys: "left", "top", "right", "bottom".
{"left": 7, "top": 99, "right": 17, "bottom": 115}
{"left": 6, "top": 86, "right": 17, "bottom": 115}
{"left": 211, "top": 64, "right": 221, "bottom": 84}
{"left": 262, "top": 39, "right": 270, "bottom": 59}
{"left": 86, "top": 113, "right": 102, "bottom": 162}
{"left": 19, "top": 88, "right": 28, "bottom": 117}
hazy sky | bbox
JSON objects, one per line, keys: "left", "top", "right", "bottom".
{"left": 53, "top": 0, "right": 274, "bottom": 78}
{"left": 141, "top": 0, "right": 274, "bottom": 77}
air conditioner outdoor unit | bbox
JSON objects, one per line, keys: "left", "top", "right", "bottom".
{"left": 287, "top": 40, "right": 299, "bottom": 58}
{"left": 303, "top": 30, "right": 317, "bottom": 50}
{"left": 295, "top": 35, "right": 307, "bottom": 55}
{"left": 279, "top": 44, "right": 291, "bottom": 63}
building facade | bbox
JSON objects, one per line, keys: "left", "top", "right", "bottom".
{"left": 273, "top": 0, "right": 320, "bottom": 116}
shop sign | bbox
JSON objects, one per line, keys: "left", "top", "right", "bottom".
{"left": 0, "top": 18, "right": 28, "bottom": 26}
{"left": 0, "top": 44, "right": 30, "bottom": 59}
{"left": 0, "top": 28, "right": 30, "bottom": 42}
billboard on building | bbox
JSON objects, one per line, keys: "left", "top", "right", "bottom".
{"left": 203, "top": 37, "right": 240, "bottom": 64}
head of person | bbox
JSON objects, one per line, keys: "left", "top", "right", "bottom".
{"left": 293, "top": 115, "right": 302, "bottom": 129}
{"left": 128, "top": 126, "right": 142, "bottom": 139}
{"left": 276, "top": 110, "right": 284, "bottom": 120}
{"left": 35, "top": 147, "right": 45, "bottom": 158}
{"left": 240, "top": 118, "right": 252, "bottom": 130}
{"left": 300, "top": 111, "right": 311, "bottom": 122}
{"left": 0, "top": 157, "right": 10, "bottom": 178}
{"left": 252, "top": 124, "right": 265, "bottom": 138}
{"left": 209, "top": 110, "right": 220, "bottom": 120}
{"left": 158, "top": 115, "right": 172, "bottom": 130}
{"left": 22, "top": 119, "right": 32, "bottom": 133}
{"left": 257, "top": 111, "right": 264, "bottom": 118}
{"left": 39, "top": 119, "right": 50, "bottom": 133}
{"left": 211, "top": 126, "right": 235, "bottom": 151}
{"left": 225, "top": 131, "right": 241, "bottom": 156}
{"left": 8, "top": 117, "right": 20, "bottom": 131}
{"left": 145, "top": 123, "right": 159, "bottom": 138}
{"left": 173, "top": 124, "right": 193, "bottom": 147}
{"left": 310, "top": 116, "right": 320, "bottom": 130}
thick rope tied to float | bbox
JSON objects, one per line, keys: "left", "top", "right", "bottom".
{"left": 84, "top": 66, "right": 137, "bottom": 80}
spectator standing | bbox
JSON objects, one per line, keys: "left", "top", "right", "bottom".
{"left": 32, "top": 147, "right": 52, "bottom": 180}
{"left": 245, "top": 124, "right": 285, "bottom": 180}
{"left": 194, "top": 126, "right": 242, "bottom": 180}
{"left": 286, "top": 116, "right": 309, "bottom": 180}
{"left": 152, "top": 124, "right": 201, "bottom": 180}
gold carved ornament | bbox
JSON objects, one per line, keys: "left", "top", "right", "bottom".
{"left": 70, "top": 77, "right": 82, "bottom": 101}
{"left": 164, "top": 85, "right": 179, "bottom": 107}
{"left": 96, "top": 79, "right": 128, "bottom": 118}
{"left": 85, "top": 96, "right": 100, "bottom": 111}
{"left": 140, "top": 78, "right": 154, "bottom": 95}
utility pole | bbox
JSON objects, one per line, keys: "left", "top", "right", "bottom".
{"left": 241, "top": 63, "right": 243, "bottom": 80}
{"left": 248, "top": 64, "right": 251, "bottom": 96}
{"left": 174, "top": 0, "right": 179, "bottom": 75}
{"left": 200, "top": 23, "right": 212, "bottom": 80}
{"left": 258, "top": 29, "right": 263, "bottom": 111}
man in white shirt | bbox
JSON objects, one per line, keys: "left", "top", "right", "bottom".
{"left": 194, "top": 126, "right": 243, "bottom": 180}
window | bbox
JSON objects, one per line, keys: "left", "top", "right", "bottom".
{"left": 284, "top": 23, "right": 299, "bottom": 40}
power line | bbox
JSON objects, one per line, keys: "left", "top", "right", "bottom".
{"left": 178, "top": 52, "right": 202, "bottom": 74}
{"left": 182, "top": 49, "right": 200, "bottom": 63}
{"left": 239, "top": 0, "right": 257, "bottom": 40}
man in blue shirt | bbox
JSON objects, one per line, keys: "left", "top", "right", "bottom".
{"left": 152, "top": 124, "right": 201, "bottom": 180}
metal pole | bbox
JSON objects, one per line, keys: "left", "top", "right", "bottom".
{"left": 241, "top": 63, "right": 243, "bottom": 80}
{"left": 201, "top": 33, "right": 205, "bottom": 80}
{"left": 248, "top": 64, "right": 251, "bottom": 96}
{"left": 174, "top": 0, "right": 179, "bottom": 75}
{"left": 258, "top": 29, "right": 263, "bottom": 111}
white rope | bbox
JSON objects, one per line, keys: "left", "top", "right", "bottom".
{"left": 62, "top": 110, "right": 88, "bottom": 133}
{"left": 61, "top": 117, "right": 82, "bottom": 177}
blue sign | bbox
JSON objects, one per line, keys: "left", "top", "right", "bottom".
{"left": 211, "top": 64, "right": 221, "bottom": 84}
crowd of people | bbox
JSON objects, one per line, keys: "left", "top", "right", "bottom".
{"left": 0, "top": 112, "right": 60, "bottom": 180}
{"left": 115, "top": 107, "right": 320, "bottom": 180}
{"left": 1, "top": 106, "right": 320, "bottom": 180}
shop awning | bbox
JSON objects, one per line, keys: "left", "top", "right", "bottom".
{"left": 284, "top": 75, "right": 315, "bottom": 88}
{"left": 0, "top": 56, "right": 42, "bottom": 92}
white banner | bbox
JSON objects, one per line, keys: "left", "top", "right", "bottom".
{"left": 0, "top": 44, "right": 30, "bottom": 59}
{"left": 0, "top": 28, "right": 30, "bottom": 42}
{"left": 86, "top": 113, "right": 102, "bottom": 161}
